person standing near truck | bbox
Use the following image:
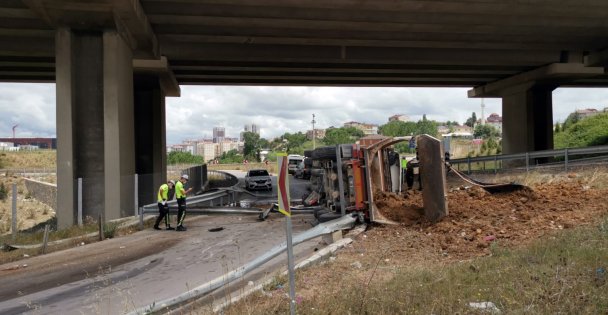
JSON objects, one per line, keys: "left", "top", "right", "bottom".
{"left": 175, "top": 174, "right": 193, "bottom": 231}
{"left": 154, "top": 180, "right": 175, "bottom": 230}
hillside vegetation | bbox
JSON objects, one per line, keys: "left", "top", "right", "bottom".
{"left": 555, "top": 112, "right": 608, "bottom": 149}
{"left": 0, "top": 150, "right": 56, "bottom": 169}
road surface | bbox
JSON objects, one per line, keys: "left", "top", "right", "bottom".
{"left": 0, "top": 175, "right": 321, "bottom": 314}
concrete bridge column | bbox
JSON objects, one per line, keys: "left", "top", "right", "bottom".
{"left": 134, "top": 75, "right": 167, "bottom": 206}
{"left": 501, "top": 85, "right": 556, "bottom": 155}
{"left": 55, "top": 28, "right": 135, "bottom": 228}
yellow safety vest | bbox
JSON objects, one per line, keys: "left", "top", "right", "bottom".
{"left": 157, "top": 184, "right": 169, "bottom": 202}
{"left": 175, "top": 181, "right": 186, "bottom": 199}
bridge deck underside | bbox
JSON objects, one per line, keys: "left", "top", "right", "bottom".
{"left": 1, "top": 0, "right": 608, "bottom": 86}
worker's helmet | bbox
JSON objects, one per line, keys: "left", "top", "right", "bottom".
{"left": 181, "top": 174, "right": 189, "bottom": 180}
{"left": 168, "top": 180, "right": 175, "bottom": 186}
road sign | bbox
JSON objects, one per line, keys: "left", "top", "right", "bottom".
{"left": 277, "top": 153, "right": 296, "bottom": 315}
{"left": 277, "top": 153, "right": 291, "bottom": 216}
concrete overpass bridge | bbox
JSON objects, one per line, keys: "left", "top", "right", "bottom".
{"left": 1, "top": 0, "right": 607, "bottom": 227}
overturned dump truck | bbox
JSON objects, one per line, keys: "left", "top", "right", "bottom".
{"left": 305, "top": 135, "right": 449, "bottom": 224}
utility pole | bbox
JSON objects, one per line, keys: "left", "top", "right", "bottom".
{"left": 311, "top": 113, "right": 316, "bottom": 149}
{"left": 12, "top": 124, "right": 18, "bottom": 138}
{"left": 480, "top": 98, "right": 485, "bottom": 125}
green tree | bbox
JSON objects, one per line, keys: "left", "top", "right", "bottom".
{"left": 554, "top": 112, "right": 608, "bottom": 148}
{"left": 554, "top": 122, "right": 561, "bottom": 133}
{"left": 474, "top": 124, "right": 500, "bottom": 139}
{"left": 282, "top": 132, "right": 308, "bottom": 153}
{"left": 323, "top": 127, "right": 364, "bottom": 145}
{"left": 416, "top": 118, "right": 438, "bottom": 137}
{"left": 378, "top": 120, "right": 417, "bottom": 137}
{"left": 562, "top": 112, "right": 582, "bottom": 130}
{"left": 242, "top": 131, "right": 261, "bottom": 161}
{"left": 218, "top": 149, "right": 244, "bottom": 164}
{"left": 465, "top": 112, "right": 477, "bottom": 128}
{"left": 167, "top": 151, "right": 204, "bottom": 165}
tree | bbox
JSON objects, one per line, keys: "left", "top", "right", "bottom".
{"left": 323, "top": 127, "right": 364, "bottom": 145}
{"left": 218, "top": 149, "right": 243, "bottom": 164}
{"left": 242, "top": 131, "right": 261, "bottom": 161}
{"left": 474, "top": 124, "right": 500, "bottom": 139}
{"left": 465, "top": 112, "right": 477, "bottom": 128}
{"left": 416, "top": 118, "right": 438, "bottom": 137}
{"left": 555, "top": 112, "right": 608, "bottom": 148}
{"left": 167, "top": 151, "right": 204, "bottom": 165}
{"left": 282, "top": 132, "right": 308, "bottom": 153}
{"left": 378, "top": 120, "right": 417, "bottom": 137}
{"left": 554, "top": 122, "right": 561, "bottom": 133}
{"left": 562, "top": 112, "right": 582, "bottom": 130}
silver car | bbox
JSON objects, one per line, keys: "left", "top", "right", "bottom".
{"left": 244, "top": 169, "right": 272, "bottom": 191}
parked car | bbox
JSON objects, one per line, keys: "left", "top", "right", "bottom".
{"left": 244, "top": 169, "right": 272, "bottom": 191}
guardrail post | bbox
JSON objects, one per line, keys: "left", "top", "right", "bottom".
{"left": 525, "top": 152, "right": 530, "bottom": 172}
{"left": 41, "top": 224, "right": 50, "bottom": 254}
{"left": 11, "top": 183, "right": 17, "bottom": 241}
{"left": 467, "top": 157, "right": 471, "bottom": 175}
{"left": 134, "top": 174, "right": 139, "bottom": 217}
{"left": 494, "top": 155, "right": 498, "bottom": 174}
{"left": 564, "top": 148, "right": 569, "bottom": 171}
{"left": 98, "top": 213, "right": 105, "bottom": 241}
{"left": 139, "top": 207, "right": 144, "bottom": 230}
{"left": 77, "top": 177, "right": 83, "bottom": 226}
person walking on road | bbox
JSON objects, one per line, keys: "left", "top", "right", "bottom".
{"left": 154, "top": 180, "right": 176, "bottom": 230}
{"left": 175, "top": 174, "right": 193, "bottom": 231}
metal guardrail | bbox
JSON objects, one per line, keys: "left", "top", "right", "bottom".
{"left": 450, "top": 145, "right": 608, "bottom": 173}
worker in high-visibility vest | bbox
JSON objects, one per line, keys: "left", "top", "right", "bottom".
{"left": 175, "top": 174, "right": 193, "bottom": 231}
{"left": 154, "top": 180, "right": 175, "bottom": 230}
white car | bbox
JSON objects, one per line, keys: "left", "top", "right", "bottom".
{"left": 244, "top": 169, "right": 272, "bottom": 191}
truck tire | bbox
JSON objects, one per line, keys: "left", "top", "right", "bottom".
{"left": 312, "top": 146, "right": 337, "bottom": 161}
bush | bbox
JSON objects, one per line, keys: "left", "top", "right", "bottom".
{"left": 103, "top": 222, "right": 119, "bottom": 239}
{"left": 0, "top": 183, "right": 7, "bottom": 201}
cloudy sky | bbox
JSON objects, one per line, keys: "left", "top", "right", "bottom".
{"left": 0, "top": 83, "right": 607, "bottom": 145}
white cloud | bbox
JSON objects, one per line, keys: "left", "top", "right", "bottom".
{"left": 0, "top": 83, "right": 606, "bottom": 145}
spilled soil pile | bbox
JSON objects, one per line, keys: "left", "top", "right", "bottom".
{"left": 371, "top": 179, "right": 608, "bottom": 258}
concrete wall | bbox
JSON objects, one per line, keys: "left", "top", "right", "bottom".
{"left": 24, "top": 178, "right": 57, "bottom": 211}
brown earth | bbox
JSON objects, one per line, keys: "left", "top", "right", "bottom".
{"left": 228, "top": 171, "right": 608, "bottom": 314}
{"left": 372, "top": 178, "right": 607, "bottom": 259}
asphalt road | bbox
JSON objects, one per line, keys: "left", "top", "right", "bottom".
{"left": 0, "top": 173, "right": 320, "bottom": 314}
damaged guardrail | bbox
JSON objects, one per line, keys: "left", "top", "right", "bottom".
{"left": 128, "top": 214, "right": 357, "bottom": 315}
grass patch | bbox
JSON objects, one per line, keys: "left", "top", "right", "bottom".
{"left": 223, "top": 218, "right": 608, "bottom": 315}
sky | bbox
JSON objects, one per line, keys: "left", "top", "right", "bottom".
{"left": 0, "top": 83, "right": 607, "bottom": 145}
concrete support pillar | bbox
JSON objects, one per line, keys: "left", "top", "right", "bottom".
{"left": 502, "top": 85, "right": 556, "bottom": 155}
{"left": 55, "top": 28, "right": 135, "bottom": 228}
{"left": 134, "top": 74, "right": 167, "bottom": 206}
{"left": 103, "top": 32, "right": 136, "bottom": 220}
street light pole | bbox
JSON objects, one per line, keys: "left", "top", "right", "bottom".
{"left": 312, "top": 113, "right": 316, "bottom": 149}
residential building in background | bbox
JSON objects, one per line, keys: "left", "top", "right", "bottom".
{"left": 306, "top": 128, "right": 326, "bottom": 140}
{"left": 485, "top": 113, "right": 503, "bottom": 133}
{"left": 388, "top": 114, "right": 410, "bottom": 122}
{"left": 213, "top": 127, "right": 225, "bottom": 143}
{"left": 343, "top": 121, "right": 378, "bottom": 135}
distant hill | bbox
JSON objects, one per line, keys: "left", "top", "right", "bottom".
{"left": 555, "top": 112, "right": 608, "bottom": 149}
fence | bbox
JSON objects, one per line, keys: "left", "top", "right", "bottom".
{"left": 450, "top": 145, "right": 608, "bottom": 174}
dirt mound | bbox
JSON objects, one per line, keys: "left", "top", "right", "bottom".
{"left": 373, "top": 190, "right": 424, "bottom": 224}
{"left": 370, "top": 180, "right": 608, "bottom": 259}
